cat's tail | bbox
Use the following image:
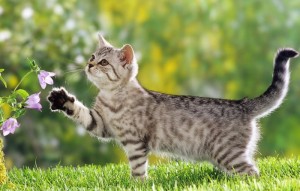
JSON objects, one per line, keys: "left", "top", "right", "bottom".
{"left": 244, "top": 48, "right": 298, "bottom": 118}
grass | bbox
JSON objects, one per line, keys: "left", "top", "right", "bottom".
{"left": 1, "top": 157, "right": 299, "bottom": 190}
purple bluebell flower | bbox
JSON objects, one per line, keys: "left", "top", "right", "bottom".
{"left": 25, "top": 92, "right": 42, "bottom": 111}
{"left": 1, "top": 118, "right": 20, "bottom": 136}
{"left": 38, "top": 70, "right": 55, "bottom": 89}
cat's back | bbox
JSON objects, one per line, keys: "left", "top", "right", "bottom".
{"left": 146, "top": 90, "right": 249, "bottom": 120}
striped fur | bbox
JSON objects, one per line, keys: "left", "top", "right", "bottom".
{"left": 48, "top": 35, "right": 298, "bottom": 178}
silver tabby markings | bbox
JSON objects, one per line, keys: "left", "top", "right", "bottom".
{"left": 48, "top": 34, "right": 298, "bottom": 179}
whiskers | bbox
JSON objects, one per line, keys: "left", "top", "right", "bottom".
{"left": 64, "top": 65, "right": 85, "bottom": 78}
{"left": 54, "top": 57, "right": 96, "bottom": 93}
{"left": 63, "top": 68, "right": 85, "bottom": 75}
{"left": 63, "top": 64, "right": 86, "bottom": 85}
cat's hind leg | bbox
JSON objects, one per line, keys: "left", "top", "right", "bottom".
{"left": 210, "top": 127, "right": 259, "bottom": 176}
{"left": 212, "top": 145, "right": 259, "bottom": 176}
{"left": 219, "top": 153, "right": 259, "bottom": 176}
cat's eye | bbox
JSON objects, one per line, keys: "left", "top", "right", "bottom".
{"left": 90, "top": 55, "right": 95, "bottom": 62}
{"left": 98, "top": 59, "right": 109, "bottom": 66}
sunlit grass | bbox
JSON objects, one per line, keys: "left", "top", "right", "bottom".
{"left": 1, "top": 157, "right": 299, "bottom": 190}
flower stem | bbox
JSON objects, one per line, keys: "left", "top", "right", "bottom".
{"left": 13, "top": 70, "right": 34, "bottom": 92}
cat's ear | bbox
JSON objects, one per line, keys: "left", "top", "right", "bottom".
{"left": 120, "top": 44, "right": 134, "bottom": 66}
{"left": 98, "top": 33, "right": 111, "bottom": 48}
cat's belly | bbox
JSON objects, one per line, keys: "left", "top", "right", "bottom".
{"left": 151, "top": 143, "right": 209, "bottom": 161}
{"left": 149, "top": 125, "right": 209, "bottom": 160}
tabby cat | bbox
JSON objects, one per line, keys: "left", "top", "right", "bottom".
{"left": 48, "top": 34, "right": 298, "bottom": 178}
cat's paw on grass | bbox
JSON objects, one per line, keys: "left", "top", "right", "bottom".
{"left": 48, "top": 88, "right": 75, "bottom": 115}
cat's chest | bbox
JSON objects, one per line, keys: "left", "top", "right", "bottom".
{"left": 93, "top": 96, "right": 129, "bottom": 124}
{"left": 93, "top": 95, "right": 148, "bottom": 136}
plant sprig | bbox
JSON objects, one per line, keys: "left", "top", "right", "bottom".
{"left": 0, "top": 59, "right": 55, "bottom": 135}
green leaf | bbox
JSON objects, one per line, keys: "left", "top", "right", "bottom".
{"left": 7, "top": 97, "right": 17, "bottom": 109}
{"left": 0, "top": 69, "right": 4, "bottom": 72}
{"left": 15, "top": 89, "right": 29, "bottom": 100}
{"left": 14, "top": 108, "right": 26, "bottom": 118}
{"left": 0, "top": 107, "right": 3, "bottom": 123}
{"left": 0, "top": 76, "right": 7, "bottom": 88}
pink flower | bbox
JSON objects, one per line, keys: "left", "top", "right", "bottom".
{"left": 1, "top": 118, "right": 20, "bottom": 136}
{"left": 25, "top": 92, "right": 42, "bottom": 111}
{"left": 38, "top": 70, "right": 55, "bottom": 89}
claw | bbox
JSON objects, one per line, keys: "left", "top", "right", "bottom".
{"left": 48, "top": 96, "right": 54, "bottom": 102}
{"left": 51, "top": 105, "right": 58, "bottom": 110}
{"left": 69, "top": 96, "right": 75, "bottom": 103}
{"left": 48, "top": 88, "right": 75, "bottom": 113}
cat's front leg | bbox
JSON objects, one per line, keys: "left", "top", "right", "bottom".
{"left": 48, "top": 88, "right": 105, "bottom": 136}
{"left": 122, "top": 141, "right": 149, "bottom": 179}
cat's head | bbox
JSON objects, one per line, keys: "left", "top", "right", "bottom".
{"left": 85, "top": 34, "right": 138, "bottom": 90}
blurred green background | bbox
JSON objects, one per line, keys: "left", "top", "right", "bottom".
{"left": 0, "top": 0, "right": 300, "bottom": 169}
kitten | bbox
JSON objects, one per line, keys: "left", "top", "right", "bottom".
{"left": 48, "top": 34, "right": 298, "bottom": 178}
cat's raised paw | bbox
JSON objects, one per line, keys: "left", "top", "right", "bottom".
{"left": 48, "top": 88, "right": 75, "bottom": 114}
